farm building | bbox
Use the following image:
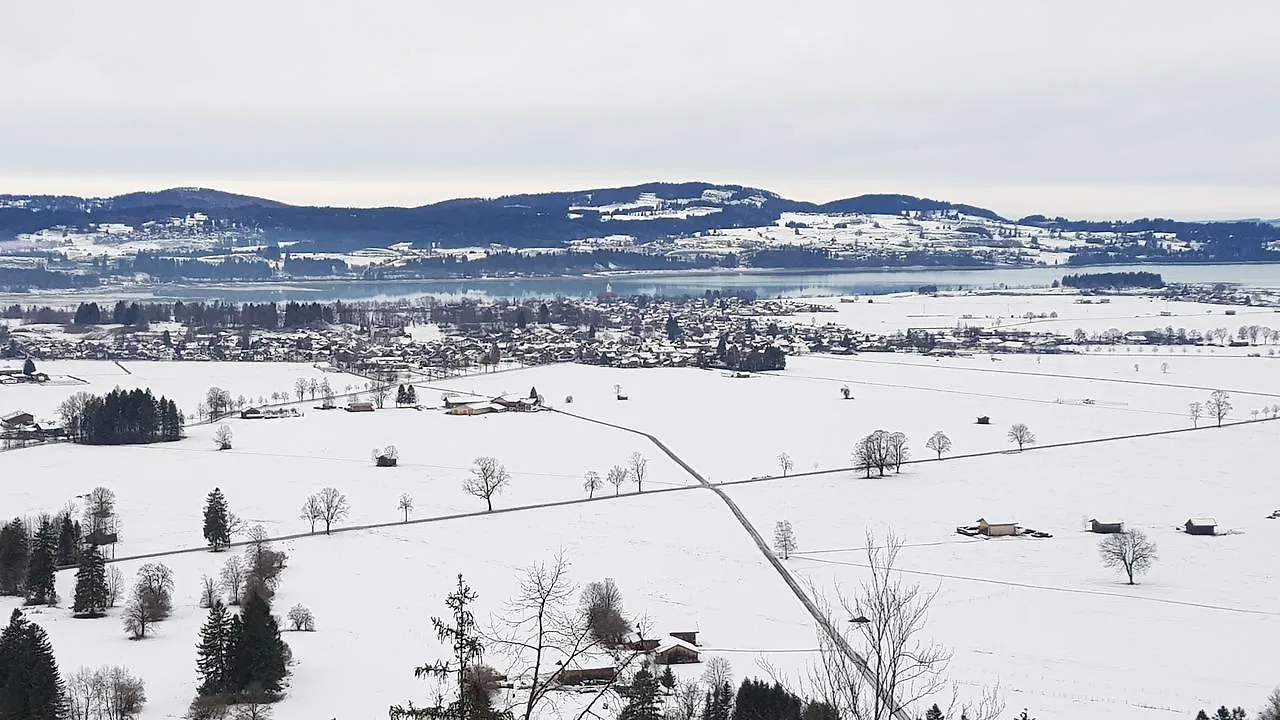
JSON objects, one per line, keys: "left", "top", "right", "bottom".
{"left": 1184, "top": 518, "right": 1217, "bottom": 536}
{"left": 976, "top": 416, "right": 990, "bottom": 425}
{"left": 669, "top": 631, "right": 699, "bottom": 646}
{"left": 628, "top": 638, "right": 661, "bottom": 652}
{"left": 654, "top": 638, "right": 700, "bottom": 665}
{"left": 555, "top": 667, "right": 617, "bottom": 686}
{"left": 977, "top": 519, "right": 1018, "bottom": 537}
{"left": 448, "top": 402, "right": 505, "bottom": 416}
{"left": 241, "top": 407, "right": 263, "bottom": 419}
{"left": 1089, "top": 519, "right": 1125, "bottom": 534}
{"left": 1, "top": 411, "right": 35, "bottom": 429}
{"left": 345, "top": 401, "right": 375, "bottom": 412}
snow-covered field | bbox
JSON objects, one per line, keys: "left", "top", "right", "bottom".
{"left": 0, "top": 360, "right": 366, "bottom": 421}
{"left": 3, "top": 305, "right": 1279, "bottom": 718}
{"left": 789, "top": 291, "right": 1280, "bottom": 336}
{"left": 724, "top": 423, "right": 1280, "bottom": 719}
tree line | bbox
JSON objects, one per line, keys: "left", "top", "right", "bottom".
{"left": 1060, "top": 271, "right": 1164, "bottom": 289}
{"left": 58, "top": 389, "right": 184, "bottom": 445}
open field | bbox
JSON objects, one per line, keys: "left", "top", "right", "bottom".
{"left": 724, "top": 422, "right": 1280, "bottom": 719}
{"left": 2, "top": 298, "right": 1279, "bottom": 719}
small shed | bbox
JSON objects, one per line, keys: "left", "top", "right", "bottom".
{"left": 85, "top": 530, "right": 119, "bottom": 546}
{"left": 976, "top": 416, "right": 991, "bottom": 425}
{"left": 1184, "top": 518, "right": 1216, "bottom": 536}
{"left": 345, "top": 401, "right": 375, "bottom": 412}
{"left": 628, "top": 638, "right": 661, "bottom": 652}
{"left": 654, "top": 638, "right": 700, "bottom": 665}
{"left": 241, "top": 407, "right": 263, "bottom": 420}
{"left": 1089, "top": 519, "right": 1125, "bottom": 534}
{"left": 977, "top": 518, "right": 1018, "bottom": 537}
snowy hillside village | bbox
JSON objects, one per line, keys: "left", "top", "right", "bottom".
{"left": 1, "top": 281, "right": 1279, "bottom": 720}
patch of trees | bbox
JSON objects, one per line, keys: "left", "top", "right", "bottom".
{"left": 1061, "top": 271, "right": 1164, "bottom": 289}
{"left": 281, "top": 257, "right": 349, "bottom": 276}
{"left": 393, "top": 249, "right": 725, "bottom": 279}
{"left": 193, "top": 593, "right": 291, "bottom": 708}
{"left": 129, "top": 253, "right": 273, "bottom": 281}
{"left": 0, "top": 265, "right": 100, "bottom": 291}
{"left": 60, "top": 388, "right": 184, "bottom": 445}
{"left": 715, "top": 336, "right": 786, "bottom": 372}
{"left": 852, "top": 430, "right": 909, "bottom": 477}
{"left": 66, "top": 664, "right": 147, "bottom": 720}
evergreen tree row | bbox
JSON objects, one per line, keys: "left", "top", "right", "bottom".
{"left": 0, "top": 513, "right": 84, "bottom": 605}
{"left": 69, "top": 388, "right": 184, "bottom": 445}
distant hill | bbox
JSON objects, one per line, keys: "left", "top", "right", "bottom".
{"left": 0, "top": 182, "right": 1275, "bottom": 261}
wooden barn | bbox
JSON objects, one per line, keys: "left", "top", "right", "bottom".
{"left": 1184, "top": 518, "right": 1217, "bottom": 536}
{"left": 976, "top": 416, "right": 991, "bottom": 425}
{"left": 1089, "top": 519, "right": 1125, "bottom": 534}
{"left": 669, "top": 631, "right": 699, "bottom": 646}
{"left": 977, "top": 518, "right": 1018, "bottom": 537}
{"left": 654, "top": 638, "right": 700, "bottom": 665}
{"left": 345, "top": 401, "right": 375, "bottom": 412}
{"left": 556, "top": 667, "right": 617, "bottom": 686}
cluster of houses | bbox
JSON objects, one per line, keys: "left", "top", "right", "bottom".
{"left": 556, "top": 631, "right": 702, "bottom": 686}
{"left": 0, "top": 410, "right": 62, "bottom": 446}
{"left": 443, "top": 390, "right": 543, "bottom": 416}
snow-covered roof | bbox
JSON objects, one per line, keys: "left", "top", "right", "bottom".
{"left": 655, "top": 637, "right": 699, "bottom": 654}
{"left": 1187, "top": 517, "right": 1217, "bottom": 526}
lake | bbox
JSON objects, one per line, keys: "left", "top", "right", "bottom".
{"left": 9, "top": 263, "right": 1280, "bottom": 304}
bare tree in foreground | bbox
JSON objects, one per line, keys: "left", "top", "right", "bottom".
{"left": 465, "top": 457, "right": 510, "bottom": 511}
{"left": 66, "top": 665, "right": 147, "bottom": 720}
{"left": 1208, "top": 389, "right": 1232, "bottom": 427}
{"left": 774, "top": 520, "right": 797, "bottom": 560}
{"left": 1189, "top": 401, "right": 1203, "bottom": 428}
{"left": 1098, "top": 529, "right": 1158, "bottom": 585}
{"left": 488, "top": 556, "right": 647, "bottom": 720}
{"left": 777, "top": 452, "right": 794, "bottom": 476}
{"left": 802, "top": 531, "right": 1002, "bottom": 720}
{"left": 1007, "top": 423, "right": 1035, "bottom": 451}
{"left": 220, "top": 556, "right": 245, "bottom": 606}
{"left": 925, "top": 431, "right": 952, "bottom": 460}
{"left": 398, "top": 493, "right": 415, "bottom": 522}
{"left": 628, "top": 452, "right": 649, "bottom": 493}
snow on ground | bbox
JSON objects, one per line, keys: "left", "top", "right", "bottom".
{"left": 723, "top": 421, "right": 1280, "bottom": 720}
{"left": 788, "top": 292, "right": 1280, "bottom": 336}
{"left": 2, "top": 409, "right": 692, "bottom": 556}
{"left": 0, "top": 360, "right": 366, "bottom": 421}
{"left": 428, "top": 355, "right": 1278, "bottom": 483}
{"left": 1, "top": 490, "right": 814, "bottom": 720}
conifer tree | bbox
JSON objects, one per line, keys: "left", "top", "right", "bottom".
{"left": 203, "top": 489, "right": 231, "bottom": 551}
{"left": 196, "top": 600, "right": 232, "bottom": 696}
{"left": 24, "top": 518, "right": 58, "bottom": 606}
{"left": 396, "top": 384, "right": 407, "bottom": 406}
{"left": 0, "top": 608, "right": 67, "bottom": 719}
{"left": 55, "top": 514, "right": 79, "bottom": 567}
{"left": 71, "top": 545, "right": 108, "bottom": 618}
{"left": 226, "top": 592, "right": 289, "bottom": 696}
{"left": 620, "top": 664, "right": 662, "bottom": 720}
{"left": 925, "top": 704, "right": 944, "bottom": 720}
{"left": 405, "top": 385, "right": 417, "bottom": 405}
{"left": 659, "top": 665, "right": 676, "bottom": 690}
{"left": 0, "top": 520, "right": 29, "bottom": 596}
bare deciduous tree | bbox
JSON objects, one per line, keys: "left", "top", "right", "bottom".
{"left": 299, "top": 494, "right": 323, "bottom": 534}
{"left": 1189, "top": 401, "right": 1203, "bottom": 428}
{"left": 886, "top": 432, "right": 909, "bottom": 473}
{"left": 778, "top": 452, "right": 794, "bottom": 476}
{"left": 774, "top": 520, "right": 797, "bottom": 560}
{"left": 294, "top": 378, "right": 308, "bottom": 402}
{"left": 465, "top": 457, "right": 511, "bottom": 511}
{"left": 854, "top": 430, "right": 892, "bottom": 478}
{"left": 605, "top": 465, "right": 629, "bottom": 495}
{"left": 84, "top": 486, "right": 117, "bottom": 536}
{"left": 925, "top": 431, "right": 952, "bottom": 460}
{"left": 673, "top": 679, "right": 703, "bottom": 720}
{"left": 106, "top": 566, "right": 125, "bottom": 608}
{"left": 370, "top": 382, "right": 392, "bottom": 409}
{"left": 1007, "top": 423, "right": 1035, "bottom": 451}
{"left": 1259, "top": 687, "right": 1280, "bottom": 720}
{"left": 213, "top": 425, "right": 233, "bottom": 451}
{"left": 628, "top": 452, "right": 649, "bottom": 492}
{"left": 205, "top": 387, "right": 232, "bottom": 420}
{"left": 320, "top": 484, "right": 355, "bottom": 530}
{"left": 580, "top": 578, "right": 632, "bottom": 648}
{"left": 1208, "top": 389, "right": 1232, "bottom": 427}
{"left": 398, "top": 493, "right": 415, "bottom": 522}
{"left": 66, "top": 665, "right": 147, "bottom": 720}
{"left": 702, "top": 656, "right": 733, "bottom": 690}
{"left": 220, "top": 556, "right": 245, "bottom": 606}
{"left": 123, "top": 564, "right": 174, "bottom": 640}
{"left": 198, "top": 574, "right": 220, "bottom": 609}
{"left": 802, "top": 531, "right": 992, "bottom": 720}
{"left": 1098, "top": 529, "right": 1158, "bottom": 585}
{"left": 582, "top": 471, "right": 602, "bottom": 499}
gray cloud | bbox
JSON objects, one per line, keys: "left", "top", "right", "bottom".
{"left": 1, "top": 0, "right": 1277, "bottom": 218}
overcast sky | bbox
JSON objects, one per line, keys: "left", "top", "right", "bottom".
{"left": 1, "top": 0, "right": 1277, "bottom": 219}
